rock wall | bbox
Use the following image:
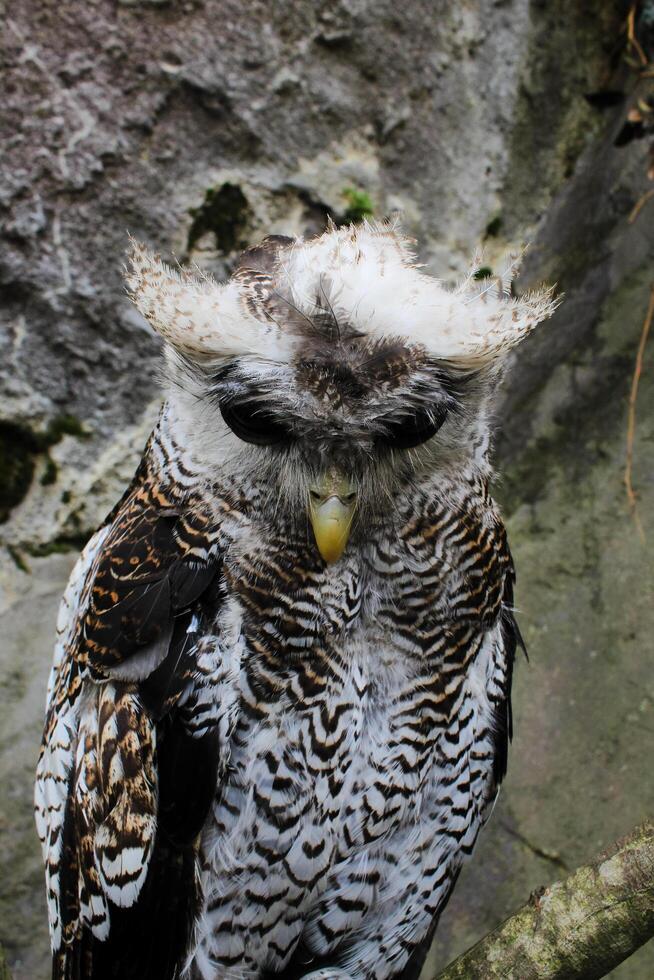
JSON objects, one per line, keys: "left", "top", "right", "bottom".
{"left": 1, "top": 1, "right": 653, "bottom": 977}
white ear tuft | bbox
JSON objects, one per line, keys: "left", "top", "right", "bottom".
{"left": 124, "top": 237, "right": 285, "bottom": 362}
{"left": 279, "top": 226, "right": 559, "bottom": 366}
{"left": 125, "top": 231, "right": 558, "bottom": 370}
{"left": 441, "top": 250, "right": 560, "bottom": 365}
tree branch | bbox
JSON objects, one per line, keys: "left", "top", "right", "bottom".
{"left": 435, "top": 821, "right": 654, "bottom": 980}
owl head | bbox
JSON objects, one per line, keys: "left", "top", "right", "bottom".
{"left": 126, "top": 222, "right": 556, "bottom": 563}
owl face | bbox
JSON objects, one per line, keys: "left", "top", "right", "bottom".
{"left": 204, "top": 334, "right": 475, "bottom": 560}
{"left": 127, "top": 223, "right": 556, "bottom": 561}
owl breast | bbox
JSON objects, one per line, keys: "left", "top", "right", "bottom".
{"left": 191, "top": 489, "right": 508, "bottom": 980}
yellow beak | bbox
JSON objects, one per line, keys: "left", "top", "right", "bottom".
{"left": 308, "top": 471, "right": 357, "bottom": 564}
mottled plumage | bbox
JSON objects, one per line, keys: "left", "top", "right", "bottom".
{"left": 36, "top": 222, "right": 556, "bottom": 979}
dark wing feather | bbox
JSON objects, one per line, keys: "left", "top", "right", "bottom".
{"left": 63, "top": 726, "right": 209, "bottom": 980}
{"left": 77, "top": 479, "right": 220, "bottom": 679}
{"left": 491, "top": 555, "right": 525, "bottom": 786}
{"left": 156, "top": 711, "right": 222, "bottom": 847}
{"left": 51, "top": 450, "right": 224, "bottom": 980}
{"left": 139, "top": 610, "right": 202, "bottom": 722}
{"left": 59, "top": 835, "right": 200, "bottom": 980}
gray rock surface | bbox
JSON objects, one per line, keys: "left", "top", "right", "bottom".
{"left": 1, "top": 0, "right": 653, "bottom": 977}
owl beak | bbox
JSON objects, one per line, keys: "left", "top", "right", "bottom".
{"left": 308, "top": 471, "right": 357, "bottom": 564}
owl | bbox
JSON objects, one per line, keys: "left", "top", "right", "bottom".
{"left": 35, "top": 222, "right": 556, "bottom": 980}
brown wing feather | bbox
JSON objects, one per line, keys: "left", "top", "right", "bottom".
{"left": 77, "top": 470, "right": 219, "bottom": 681}
{"left": 44, "top": 439, "right": 224, "bottom": 979}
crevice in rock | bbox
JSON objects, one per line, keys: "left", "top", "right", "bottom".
{"left": 290, "top": 187, "right": 334, "bottom": 237}
{"left": 500, "top": 820, "right": 570, "bottom": 872}
{"left": 0, "top": 421, "right": 40, "bottom": 524}
{"left": 186, "top": 182, "right": 252, "bottom": 254}
{"left": 0, "top": 415, "right": 90, "bottom": 523}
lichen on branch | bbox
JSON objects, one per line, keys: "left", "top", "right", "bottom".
{"left": 435, "top": 821, "right": 654, "bottom": 980}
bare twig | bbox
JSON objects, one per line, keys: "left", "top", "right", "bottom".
{"left": 627, "top": 4, "right": 649, "bottom": 67}
{"left": 434, "top": 821, "right": 654, "bottom": 980}
{"left": 628, "top": 188, "right": 654, "bottom": 223}
{"left": 624, "top": 285, "right": 654, "bottom": 540}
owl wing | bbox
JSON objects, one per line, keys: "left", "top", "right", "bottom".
{"left": 491, "top": 557, "right": 524, "bottom": 786}
{"left": 35, "top": 440, "right": 225, "bottom": 980}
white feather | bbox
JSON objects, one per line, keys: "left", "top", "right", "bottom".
{"left": 125, "top": 223, "right": 557, "bottom": 368}
{"left": 125, "top": 237, "right": 295, "bottom": 363}
{"left": 280, "top": 222, "right": 558, "bottom": 364}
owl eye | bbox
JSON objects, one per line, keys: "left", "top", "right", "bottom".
{"left": 220, "top": 401, "right": 292, "bottom": 446}
{"left": 380, "top": 405, "right": 449, "bottom": 450}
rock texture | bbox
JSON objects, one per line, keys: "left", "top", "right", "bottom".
{"left": 1, "top": 1, "right": 653, "bottom": 977}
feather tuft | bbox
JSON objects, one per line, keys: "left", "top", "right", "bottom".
{"left": 125, "top": 225, "right": 558, "bottom": 370}
{"left": 124, "top": 236, "right": 294, "bottom": 363}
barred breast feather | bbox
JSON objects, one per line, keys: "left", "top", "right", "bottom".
{"left": 35, "top": 222, "right": 553, "bottom": 980}
{"left": 36, "top": 406, "right": 521, "bottom": 980}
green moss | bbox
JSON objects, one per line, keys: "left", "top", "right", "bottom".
{"left": 341, "top": 187, "right": 375, "bottom": 224}
{"left": 24, "top": 533, "right": 89, "bottom": 558}
{"left": 473, "top": 266, "right": 493, "bottom": 280}
{"left": 40, "top": 457, "right": 58, "bottom": 486}
{"left": 187, "top": 183, "right": 251, "bottom": 253}
{"left": 6, "top": 544, "right": 30, "bottom": 574}
{"left": 0, "top": 414, "right": 89, "bottom": 522}
{"left": 0, "top": 942, "right": 12, "bottom": 980}
{"left": 46, "top": 414, "right": 90, "bottom": 443}
{"left": 485, "top": 214, "right": 503, "bottom": 238}
{"left": 0, "top": 421, "right": 39, "bottom": 523}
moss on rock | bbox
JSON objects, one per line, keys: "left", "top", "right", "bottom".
{"left": 187, "top": 183, "right": 251, "bottom": 254}
{"left": 0, "top": 422, "right": 40, "bottom": 524}
{"left": 0, "top": 414, "right": 89, "bottom": 523}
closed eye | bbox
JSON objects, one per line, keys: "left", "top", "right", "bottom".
{"left": 219, "top": 400, "right": 293, "bottom": 446}
{"left": 378, "top": 404, "right": 449, "bottom": 450}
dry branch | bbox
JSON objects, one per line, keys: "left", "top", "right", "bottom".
{"left": 628, "top": 188, "right": 654, "bottom": 224}
{"left": 434, "top": 821, "right": 654, "bottom": 980}
{"left": 624, "top": 285, "right": 654, "bottom": 539}
{"left": 627, "top": 4, "right": 649, "bottom": 67}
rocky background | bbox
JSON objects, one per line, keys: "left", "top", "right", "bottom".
{"left": 1, "top": 1, "right": 654, "bottom": 977}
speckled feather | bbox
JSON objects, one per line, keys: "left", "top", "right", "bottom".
{"left": 36, "top": 223, "right": 551, "bottom": 980}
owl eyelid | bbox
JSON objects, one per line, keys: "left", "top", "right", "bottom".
{"left": 379, "top": 405, "right": 449, "bottom": 450}
{"left": 219, "top": 400, "right": 294, "bottom": 447}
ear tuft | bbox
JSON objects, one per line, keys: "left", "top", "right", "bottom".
{"left": 445, "top": 249, "right": 561, "bottom": 364}
{"left": 279, "top": 228, "right": 559, "bottom": 366}
{"left": 124, "top": 237, "right": 278, "bottom": 361}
